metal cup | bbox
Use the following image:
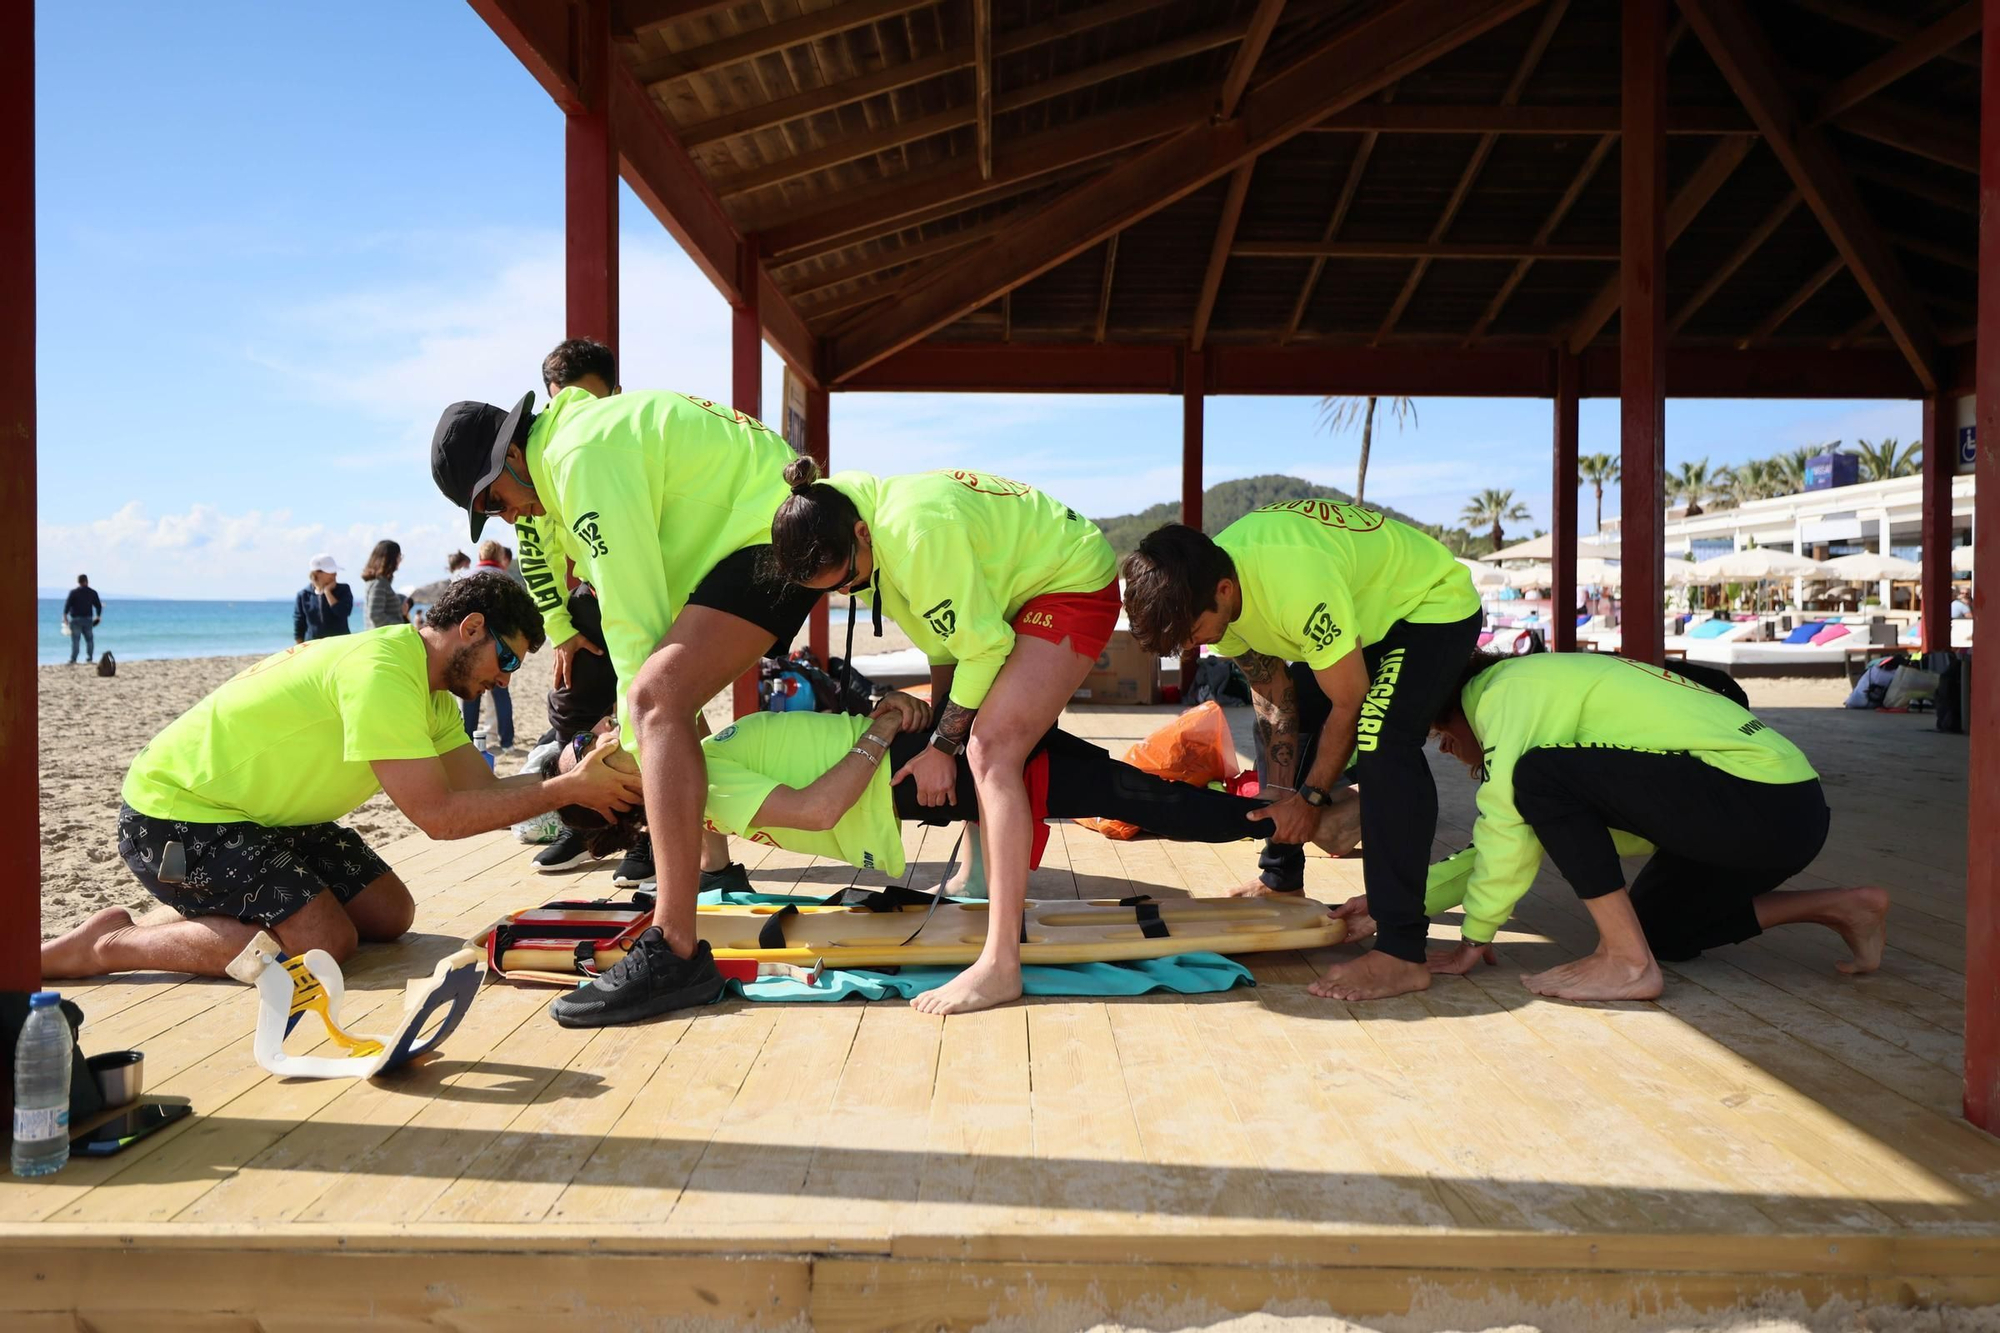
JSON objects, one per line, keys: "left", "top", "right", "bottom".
{"left": 87, "top": 1050, "right": 144, "bottom": 1106}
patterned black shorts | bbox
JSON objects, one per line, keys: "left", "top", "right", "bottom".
{"left": 117, "top": 803, "right": 393, "bottom": 928}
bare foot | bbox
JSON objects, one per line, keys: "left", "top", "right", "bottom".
{"left": 1521, "top": 949, "right": 1663, "bottom": 1001}
{"left": 1308, "top": 949, "right": 1430, "bottom": 1000}
{"left": 939, "top": 859, "right": 977, "bottom": 897}
{"left": 911, "top": 957, "right": 1022, "bottom": 1015}
{"left": 1828, "top": 885, "right": 1890, "bottom": 975}
{"left": 41, "top": 906, "right": 133, "bottom": 979}
{"left": 1226, "top": 877, "right": 1289, "bottom": 899}
{"left": 1312, "top": 791, "right": 1362, "bottom": 858}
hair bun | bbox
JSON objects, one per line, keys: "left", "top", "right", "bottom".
{"left": 782, "top": 456, "right": 822, "bottom": 492}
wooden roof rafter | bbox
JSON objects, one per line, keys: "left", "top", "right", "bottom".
{"left": 827, "top": 0, "right": 1548, "bottom": 382}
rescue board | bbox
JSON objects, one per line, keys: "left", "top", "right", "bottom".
{"left": 486, "top": 893, "right": 1344, "bottom": 980}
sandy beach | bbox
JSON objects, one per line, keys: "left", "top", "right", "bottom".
{"left": 37, "top": 618, "right": 919, "bottom": 935}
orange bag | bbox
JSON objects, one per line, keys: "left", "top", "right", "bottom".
{"left": 1075, "top": 701, "right": 1243, "bottom": 841}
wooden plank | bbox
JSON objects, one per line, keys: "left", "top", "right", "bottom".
{"left": 1813, "top": 3, "right": 1982, "bottom": 121}
{"left": 1744, "top": 254, "right": 1847, "bottom": 345}
{"left": 826, "top": 0, "right": 1544, "bottom": 381}
{"left": 1094, "top": 233, "right": 1119, "bottom": 342}
{"left": 1283, "top": 91, "right": 1383, "bottom": 343}
{"left": 792, "top": 1003, "right": 942, "bottom": 1232}
{"left": 638, "top": 0, "right": 937, "bottom": 85}
{"left": 1219, "top": 0, "right": 1288, "bottom": 119}
{"left": 1242, "top": 240, "right": 1619, "bottom": 260}
{"left": 1311, "top": 103, "right": 1756, "bottom": 134}
{"left": 995, "top": 20, "right": 1251, "bottom": 118}
{"left": 715, "top": 104, "right": 975, "bottom": 198}
{"left": 1618, "top": 0, "right": 1667, "bottom": 667}
{"left": 1668, "top": 191, "right": 1802, "bottom": 335}
{"left": 1190, "top": 163, "right": 1253, "bottom": 350}
{"left": 973, "top": 0, "right": 992, "bottom": 180}
{"left": 1025, "top": 1001, "right": 1150, "bottom": 1225}
{"left": 918, "top": 1005, "right": 1033, "bottom": 1222}
{"left": 680, "top": 48, "right": 971, "bottom": 148}
{"left": 1681, "top": 0, "right": 1940, "bottom": 391}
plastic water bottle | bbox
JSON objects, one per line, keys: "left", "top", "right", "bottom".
{"left": 11, "top": 991, "right": 72, "bottom": 1178}
{"left": 473, "top": 726, "right": 495, "bottom": 771}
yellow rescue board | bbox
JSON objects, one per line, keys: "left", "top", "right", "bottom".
{"left": 497, "top": 895, "right": 1344, "bottom": 974}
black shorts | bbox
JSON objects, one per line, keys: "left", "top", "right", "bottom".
{"left": 117, "top": 804, "right": 393, "bottom": 928}
{"left": 684, "top": 544, "right": 821, "bottom": 654}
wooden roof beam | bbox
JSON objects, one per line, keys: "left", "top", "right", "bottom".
{"left": 1668, "top": 190, "right": 1801, "bottom": 336}
{"left": 716, "top": 105, "right": 975, "bottom": 198}
{"left": 637, "top": 0, "right": 936, "bottom": 85}
{"left": 1374, "top": 0, "right": 1569, "bottom": 345}
{"left": 1850, "top": 159, "right": 1976, "bottom": 214}
{"left": 1465, "top": 134, "right": 1615, "bottom": 343}
{"left": 1779, "top": 0, "right": 1980, "bottom": 70}
{"left": 1891, "top": 231, "right": 1977, "bottom": 271}
{"left": 784, "top": 215, "right": 1012, "bottom": 297}
{"left": 1243, "top": 240, "right": 1619, "bottom": 259}
{"left": 827, "top": 0, "right": 1545, "bottom": 382}
{"left": 1191, "top": 165, "right": 1254, "bottom": 351}
{"left": 753, "top": 94, "right": 1205, "bottom": 260}
{"left": 1564, "top": 134, "right": 1754, "bottom": 352}
{"left": 1282, "top": 83, "right": 1396, "bottom": 344}
{"left": 678, "top": 49, "right": 972, "bottom": 148}
{"left": 1311, "top": 104, "right": 1753, "bottom": 133}
{"left": 1680, "top": 0, "right": 1939, "bottom": 391}
{"left": 1812, "top": 3, "right": 1980, "bottom": 122}
{"left": 974, "top": 0, "right": 993, "bottom": 180}
{"left": 1742, "top": 254, "right": 1846, "bottom": 346}
{"left": 1094, "top": 234, "right": 1119, "bottom": 343}
{"left": 996, "top": 20, "right": 1253, "bottom": 116}
{"left": 1220, "top": 0, "right": 1289, "bottom": 120}
{"left": 615, "top": 1, "right": 740, "bottom": 36}
{"left": 1831, "top": 99, "right": 1979, "bottom": 174}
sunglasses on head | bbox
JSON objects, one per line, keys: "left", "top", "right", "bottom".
{"left": 489, "top": 627, "right": 521, "bottom": 674}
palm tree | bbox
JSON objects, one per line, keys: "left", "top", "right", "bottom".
{"left": 1461, "top": 488, "right": 1531, "bottom": 553}
{"left": 1318, "top": 395, "right": 1417, "bottom": 506}
{"left": 1671, "top": 458, "right": 1715, "bottom": 516}
{"left": 1577, "top": 453, "right": 1620, "bottom": 535}
{"left": 1723, "top": 458, "right": 1779, "bottom": 505}
{"left": 1853, "top": 436, "right": 1922, "bottom": 481}
{"left": 1771, "top": 446, "right": 1820, "bottom": 495}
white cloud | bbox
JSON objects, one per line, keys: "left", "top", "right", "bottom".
{"left": 39, "top": 501, "right": 465, "bottom": 600}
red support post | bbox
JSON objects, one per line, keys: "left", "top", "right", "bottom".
{"left": 1180, "top": 350, "right": 1206, "bottom": 694}
{"left": 1552, "top": 348, "right": 1581, "bottom": 653}
{"left": 0, "top": 0, "right": 38, "bottom": 993}
{"left": 806, "top": 384, "right": 831, "bottom": 668}
{"left": 1965, "top": 0, "right": 2000, "bottom": 1135}
{"left": 564, "top": 0, "right": 618, "bottom": 350}
{"left": 1921, "top": 395, "right": 1952, "bottom": 654}
{"left": 732, "top": 237, "right": 764, "bottom": 719}
{"left": 1618, "top": 0, "right": 1668, "bottom": 666}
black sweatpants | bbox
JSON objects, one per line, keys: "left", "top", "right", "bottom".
{"left": 1511, "top": 745, "right": 1830, "bottom": 962}
{"left": 886, "top": 729, "right": 1277, "bottom": 843}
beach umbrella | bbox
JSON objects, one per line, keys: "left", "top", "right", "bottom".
{"left": 1820, "top": 552, "right": 1922, "bottom": 581}
{"left": 1953, "top": 545, "right": 1976, "bottom": 573}
{"left": 1501, "top": 558, "right": 1620, "bottom": 590}
{"left": 1482, "top": 534, "right": 1621, "bottom": 563}
{"left": 1684, "top": 548, "right": 1830, "bottom": 582}
{"left": 1456, "top": 557, "right": 1509, "bottom": 590}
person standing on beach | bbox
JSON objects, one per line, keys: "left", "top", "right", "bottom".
{"left": 361, "top": 540, "right": 411, "bottom": 630}
{"left": 293, "top": 554, "right": 353, "bottom": 642}
{"left": 1119, "top": 503, "right": 1482, "bottom": 1003}
{"left": 430, "top": 381, "right": 815, "bottom": 1027}
{"left": 40, "top": 573, "right": 643, "bottom": 981}
{"left": 461, "top": 539, "right": 520, "bottom": 750}
{"left": 447, "top": 550, "right": 472, "bottom": 580}
{"left": 62, "top": 574, "right": 103, "bottom": 665}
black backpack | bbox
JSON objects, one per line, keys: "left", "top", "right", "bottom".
{"left": 95, "top": 652, "right": 116, "bottom": 678}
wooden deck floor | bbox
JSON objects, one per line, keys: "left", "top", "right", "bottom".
{"left": 6, "top": 702, "right": 1998, "bottom": 1331}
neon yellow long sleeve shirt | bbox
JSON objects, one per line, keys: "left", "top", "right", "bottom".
{"left": 1447, "top": 654, "right": 1819, "bottom": 943}
{"left": 829, "top": 470, "right": 1117, "bottom": 710}
{"left": 521, "top": 388, "right": 797, "bottom": 755}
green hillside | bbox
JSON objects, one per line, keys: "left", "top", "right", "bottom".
{"left": 1093, "top": 474, "right": 1481, "bottom": 557}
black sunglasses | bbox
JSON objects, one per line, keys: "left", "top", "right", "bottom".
{"left": 489, "top": 627, "right": 521, "bottom": 674}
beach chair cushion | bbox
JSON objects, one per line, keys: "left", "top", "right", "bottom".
{"left": 1689, "top": 619, "right": 1736, "bottom": 639}
{"left": 1783, "top": 622, "right": 1829, "bottom": 644}
{"left": 1810, "top": 624, "right": 1851, "bottom": 645}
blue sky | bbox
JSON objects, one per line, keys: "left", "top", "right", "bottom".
{"left": 34, "top": 2, "right": 1922, "bottom": 598}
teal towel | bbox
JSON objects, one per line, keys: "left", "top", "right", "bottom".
{"left": 697, "top": 888, "right": 1253, "bottom": 1001}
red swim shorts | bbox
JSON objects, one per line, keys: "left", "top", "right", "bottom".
{"left": 1012, "top": 579, "right": 1122, "bottom": 659}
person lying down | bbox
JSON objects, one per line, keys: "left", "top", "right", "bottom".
{"left": 541, "top": 690, "right": 1361, "bottom": 888}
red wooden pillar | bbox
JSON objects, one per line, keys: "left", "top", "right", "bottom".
{"left": 1921, "top": 395, "right": 1952, "bottom": 653}
{"left": 732, "top": 238, "right": 763, "bottom": 719}
{"left": 1552, "top": 348, "right": 1581, "bottom": 653}
{"left": 1180, "top": 351, "right": 1206, "bottom": 693}
{"left": 806, "top": 384, "right": 831, "bottom": 667}
{"left": 1965, "top": 0, "right": 2000, "bottom": 1135}
{"left": 0, "top": 0, "right": 39, "bottom": 993}
{"left": 1618, "top": 0, "right": 1668, "bottom": 666}
{"left": 564, "top": 0, "right": 617, "bottom": 350}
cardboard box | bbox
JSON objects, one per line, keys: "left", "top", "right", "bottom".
{"left": 1074, "top": 630, "right": 1161, "bottom": 705}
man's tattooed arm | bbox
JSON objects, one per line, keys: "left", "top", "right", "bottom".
{"left": 1235, "top": 651, "right": 1300, "bottom": 790}
{"left": 934, "top": 701, "right": 977, "bottom": 747}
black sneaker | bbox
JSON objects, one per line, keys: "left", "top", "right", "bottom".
{"left": 548, "top": 929, "right": 725, "bottom": 1028}
{"left": 532, "top": 828, "right": 596, "bottom": 873}
{"left": 612, "top": 833, "right": 654, "bottom": 887}
{"left": 699, "top": 861, "right": 752, "bottom": 896}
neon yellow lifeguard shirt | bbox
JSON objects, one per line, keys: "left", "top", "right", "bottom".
{"left": 826, "top": 470, "right": 1117, "bottom": 710}
{"left": 122, "top": 627, "right": 468, "bottom": 827}
{"left": 1212, "top": 502, "right": 1481, "bottom": 670}
{"left": 700, "top": 711, "right": 906, "bottom": 877}
{"left": 513, "top": 388, "right": 798, "bottom": 756}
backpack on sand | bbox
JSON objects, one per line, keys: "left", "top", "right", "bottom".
{"left": 95, "top": 652, "right": 116, "bottom": 678}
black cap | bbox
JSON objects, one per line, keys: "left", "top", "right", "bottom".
{"left": 431, "top": 391, "right": 536, "bottom": 541}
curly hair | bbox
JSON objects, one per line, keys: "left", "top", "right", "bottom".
{"left": 424, "top": 571, "right": 548, "bottom": 652}
{"left": 535, "top": 747, "right": 645, "bottom": 857}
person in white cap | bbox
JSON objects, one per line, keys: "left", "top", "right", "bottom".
{"left": 294, "top": 553, "right": 353, "bottom": 643}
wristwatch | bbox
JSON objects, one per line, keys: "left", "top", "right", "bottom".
{"left": 1298, "top": 783, "right": 1333, "bottom": 808}
{"left": 928, "top": 731, "right": 966, "bottom": 758}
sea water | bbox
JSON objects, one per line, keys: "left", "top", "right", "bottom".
{"left": 38, "top": 597, "right": 296, "bottom": 665}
